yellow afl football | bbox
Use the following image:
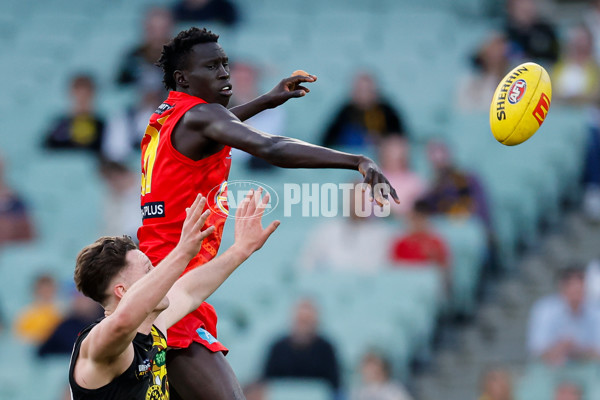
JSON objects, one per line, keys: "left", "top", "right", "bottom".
{"left": 489, "top": 62, "right": 552, "bottom": 146}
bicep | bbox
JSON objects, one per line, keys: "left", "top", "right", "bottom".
{"left": 83, "top": 315, "right": 138, "bottom": 363}
{"left": 187, "top": 104, "right": 276, "bottom": 156}
{"left": 160, "top": 287, "right": 195, "bottom": 330}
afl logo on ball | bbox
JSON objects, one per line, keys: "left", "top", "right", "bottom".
{"left": 508, "top": 79, "right": 527, "bottom": 104}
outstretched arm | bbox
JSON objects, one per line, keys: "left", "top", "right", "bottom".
{"left": 81, "top": 195, "right": 214, "bottom": 364}
{"left": 228, "top": 74, "right": 316, "bottom": 121}
{"left": 160, "top": 189, "right": 279, "bottom": 330}
{"left": 182, "top": 104, "right": 400, "bottom": 206}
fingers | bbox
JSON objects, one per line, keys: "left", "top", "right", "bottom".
{"left": 291, "top": 90, "right": 307, "bottom": 98}
{"left": 245, "top": 188, "right": 260, "bottom": 217}
{"left": 289, "top": 75, "right": 316, "bottom": 83}
{"left": 191, "top": 196, "right": 207, "bottom": 223}
{"left": 199, "top": 225, "right": 215, "bottom": 240}
{"left": 195, "top": 209, "right": 211, "bottom": 231}
{"left": 255, "top": 191, "right": 270, "bottom": 219}
{"left": 262, "top": 220, "right": 280, "bottom": 240}
{"left": 389, "top": 185, "right": 401, "bottom": 204}
{"left": 235, "top": 189, "right": 253, "bottom": 219}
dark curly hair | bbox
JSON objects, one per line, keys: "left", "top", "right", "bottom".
{"left": 74, "top": 236, "right": 138, "bottom": 305}
{"left": 156, "top": 27, "right": 219, "bottom": 91}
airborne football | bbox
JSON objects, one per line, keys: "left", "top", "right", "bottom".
{"left": 5, "top": 1, "right": 600, "bottom": 400}
{"left": 490, "top": 62, "right": 552, "bottom": 146}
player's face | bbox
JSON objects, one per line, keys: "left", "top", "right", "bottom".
{"left": 183, "top": 42, "right": 232, "bottom": 107}
{"left": 124, "top": 250, "right": 170, "bottom": 312}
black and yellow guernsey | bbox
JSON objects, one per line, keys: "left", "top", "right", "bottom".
{"left": 68, "top": 320, "right": 169, "bottom": 400}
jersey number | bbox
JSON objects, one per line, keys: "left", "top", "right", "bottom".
{"left": 141, "top": 125, "right": 160, "bottom": 196}
{"left": 141, "top": 114, "right": 169, "bottom": 196}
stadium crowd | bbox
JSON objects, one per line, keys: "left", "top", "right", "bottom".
{"left": 2, "top": 0, "right": 600, "bottom": 399}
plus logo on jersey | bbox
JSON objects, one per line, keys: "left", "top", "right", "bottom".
{"left": 142, "top": 202, "right": 165, "bottom": 220}
{"left": 508, "top": 79, "right": 527, "bottom": 104}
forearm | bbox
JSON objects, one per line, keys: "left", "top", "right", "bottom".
{"left": 172, "top": 245, "right": 249, "bottom": 309}
{"left": 259, "top": 136, "right": 364, "bottom": 170}
{"left": 228, "top": 94, "right": 273, "bottom": 122}
{"left": 116, "top": 248, "right": 191, "bottom": 329}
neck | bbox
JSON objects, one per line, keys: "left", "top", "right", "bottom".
{"left": 104, "top": 306, "right": 161, "bottom": 335}
{"left": 137, "top": 312, "right": 160, "bottom": 334}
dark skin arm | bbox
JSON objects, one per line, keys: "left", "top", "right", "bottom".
{"left": 227, "top": 74, "right": 317, "bottom": 122}
{"left": 172, "top": 103, "right": 400, "bottom": 206}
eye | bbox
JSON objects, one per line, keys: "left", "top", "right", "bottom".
{"left": 223, "top": 61, "right": 229, "bottom": 68}
{"left": 207, "top": 64, "right": 215, "bottom": 70}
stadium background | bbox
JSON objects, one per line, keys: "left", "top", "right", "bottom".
{"left": 0, "top": 0, "right": 598, "bottom": 399}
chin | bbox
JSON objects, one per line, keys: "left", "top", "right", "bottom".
{"left": 218, "top": 97, "right": 230, "bottom": 107}
{"left": 156, "top": 297, "right": 170, "bottom": 312}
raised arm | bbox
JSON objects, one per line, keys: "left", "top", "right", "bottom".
{"left": 81, "top": 195, "right": 214, "bottom": 364}
{"left": 180, "top": 104, "right": 400, "bottom": 206}
{"left": 228, "top": 74, "right": 316, "bottom": 121}
{"left": 161, "top": 189, "right": 279, "bottom": 330}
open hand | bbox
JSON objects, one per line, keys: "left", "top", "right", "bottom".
{"left": 233, "top": 188, "right": 280, "bottom": 257}
{"left": 358, "top": 156, "right": 401, "bottom": 207}
{"left": 264, "top": 74, "right": 317, "bottom": 108}
{"left": 177, "top": 194, "right": 215, "bottom": 259}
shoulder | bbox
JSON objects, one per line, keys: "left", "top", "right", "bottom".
{"left": 269, "top": 335, "right": 292, "bottom": 351}
{"left": 181, "top": 103, "right": 233, "bottom": 126}
{"left": 74, "top": 320, "right": 100, "bottom": 354}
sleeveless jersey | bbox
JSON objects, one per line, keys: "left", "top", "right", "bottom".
{"left": 69, "top": 321, "right": 169, "bottom": 400}
{"left": 137, "top": 91, "right": 231, "bottom": 351}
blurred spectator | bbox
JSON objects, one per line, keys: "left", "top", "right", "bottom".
{"left": 389, "top": 200, "right": 451, "bottom": 290}
{"left": 263, "top": 299, "right": 340, "bottom": 392}
{"left": 99, "top": 160, "right": 141, "bottom": 240}
{"left": 378, "top": 136, "right": 426, "bottom": 217}
{"left": 38, "top": 291, "right": 102, "bottom": 357}
{"left": 503, "top": 0, "right": 559, "bottom": 65}
{"left": 102, "top": 87, "right": 162, "bottom": 163}
{"left": 554, "top": 382, "right": 583, "bottom": 400}
{"left": 298, "top": 186, "right": 392, "bottom": 273}
{"left": 229, "top": 61, "right": 286, "bottom": 170}
{"left": 456, "top": 33, "right": 510, "bottom": 112}
{"left": 0, "top": 155, "right": 34, "bottom": 245}
{"left": 421, "top": 141, "right": 491, "bottom": 228}
{"left": 322, "top": 72, "right": 405, "bottom": 148}
{"left": 585, "top": 258, "right": 600, "bottom": 304}
{"left": 13, "top": 274, "right": 62, "bottom": 344}
{"left": 172, "top": 0, "right": 238, "bottom": 26}
{"left": 43, "top": 74, "right": 105, "bottom": 153}
{"left": 527, "top": 266, "right": 600, "bottom": 366}
{"left": 116, "top": 7, "right": 173, "bottom": 92}
{"left": 350, "top": 351, "right": 413, "bottom": 400}
{"left": 553, "top": 25, "right": 600, "bottom": 106}
{"left": 584, "top": 0, "right": 600, "bottom": 64}
{"left": 477, "top": 367, "right": 513, "bottom": 400}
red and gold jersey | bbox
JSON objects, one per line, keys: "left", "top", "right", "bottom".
{"left": 137, "top": 91, "right": 231, "bottom": 350}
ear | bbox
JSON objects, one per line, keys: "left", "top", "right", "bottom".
{"left": 113, "top": 284, "right": 127, "bottom": 300}
{"left": 174, "top": 70, "right": 188, "bottom": 89}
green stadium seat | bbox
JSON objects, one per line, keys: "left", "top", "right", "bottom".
{"left": 267, "top": 379, "right": 333, "bottom": 400}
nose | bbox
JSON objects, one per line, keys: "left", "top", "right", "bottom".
{"left": 217, "top": 64, "right": 229, "bottom": 80}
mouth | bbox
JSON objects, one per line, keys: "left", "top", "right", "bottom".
{"left": 219, "top": 84, "right": 233, "bottom": 97}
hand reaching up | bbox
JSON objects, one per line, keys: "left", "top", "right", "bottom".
{"left": 233, "top": 188, "right": 280, "bottom": 258}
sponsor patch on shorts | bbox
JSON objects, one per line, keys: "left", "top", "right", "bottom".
{"left": 196, "top": 328, "right": 219, "bottom": 345}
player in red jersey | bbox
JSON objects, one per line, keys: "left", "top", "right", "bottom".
{"left": 143, "top": 27, "right": 400, "bottom": 400}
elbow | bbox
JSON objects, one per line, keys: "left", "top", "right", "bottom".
{"left": 255, "top": 137, "right": 284, "bottom": 165}
{"left": 110, "top": 311, "right": 137, "bottom": 337}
